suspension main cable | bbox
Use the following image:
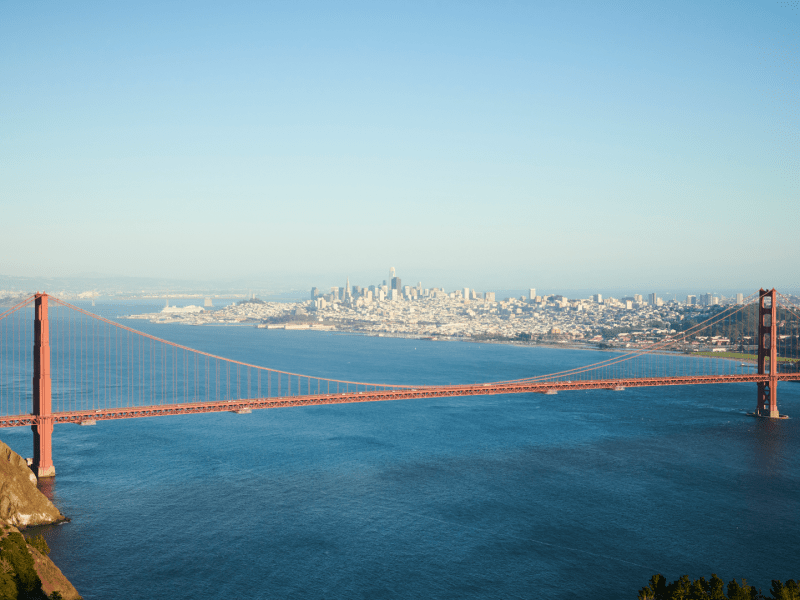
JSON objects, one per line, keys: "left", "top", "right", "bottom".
{"left": 492, "top": 295, "right": 760, "bottom": 385}
{"left": 50, "top": 297, "right": 415, "bottom": 390}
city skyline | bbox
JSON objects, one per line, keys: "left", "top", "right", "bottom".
{"left": 0, "top": 266, "right": 778, "bottom": 303}
{"left": 1, "top": 1, "right": 797, "bottom": 291}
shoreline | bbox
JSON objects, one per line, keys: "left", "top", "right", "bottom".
{"left": 119, "top": 315, "right": 781, "bottom": 360}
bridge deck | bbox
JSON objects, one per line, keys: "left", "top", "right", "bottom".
{"left": 2, "top": 373, "right": 797, "bottom": 427}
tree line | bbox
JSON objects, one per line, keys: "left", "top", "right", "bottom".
{"left": 638, "top": 573, "right": 798, "bottom": 600}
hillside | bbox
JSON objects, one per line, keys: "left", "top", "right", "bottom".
{"left": 0, "top": 440, "right": 80, "bottom": 599}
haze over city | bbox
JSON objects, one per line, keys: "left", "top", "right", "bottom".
{"left": 2, "top": 1, "right": 797, "bottom": 292}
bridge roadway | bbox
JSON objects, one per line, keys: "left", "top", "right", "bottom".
{"left": 1, "top": 373, "right": 798, "bottom": 427}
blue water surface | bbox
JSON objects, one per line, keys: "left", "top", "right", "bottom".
{"left": 2, "top": 304, "right": 798, "bottom": 600}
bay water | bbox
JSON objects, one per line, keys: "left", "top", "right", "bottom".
{"left": 1, "top": 301, "right": 798, "bottom": 599}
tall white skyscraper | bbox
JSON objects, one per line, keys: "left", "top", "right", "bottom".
{"left": 529, "top": 288, "right": 536, "bottom": 300}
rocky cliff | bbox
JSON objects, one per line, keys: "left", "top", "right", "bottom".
{"left": 0, "top": 440, "right": 80, "bottom": 599}
{"left": 0, "top": 441, "right": 64, "bottom": 528}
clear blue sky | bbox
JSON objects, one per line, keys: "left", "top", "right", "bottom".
{"left": 1, "top": 1, "right": 797, "bottom": 292}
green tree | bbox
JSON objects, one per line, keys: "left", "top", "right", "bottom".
{"left": 639, "top": 574, "right": 667, "bottom": 600}
{"left": 768, "top": 580, "right": 800, "bottom": 600}
{"left": 25, "top": 537, "right": 49, "bottom": 557}
{"left": 0, "top": 532, "right": 44, "bottom": 599}
{"left": 727, "top": 578, "right": 760, "bottom": 600}
{"left": 0, "top": 569, "right": 19, "bottom": 600}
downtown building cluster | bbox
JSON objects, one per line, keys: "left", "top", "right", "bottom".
{"left": 125, "top": 269, "right": 756, "bottom": 351}
{"left": 298, "top": 269, "right": 752, "bottom": 346}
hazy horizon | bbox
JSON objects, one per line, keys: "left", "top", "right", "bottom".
{"left": 0, "top": 272, "right": 792, "bottom": 303}
{"left": 2, "top": 1, "right": 797, "bottom": 291}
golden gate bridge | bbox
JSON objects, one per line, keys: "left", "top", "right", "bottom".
{"left": 1, "top": 289, "right": 799, "bottom": 478}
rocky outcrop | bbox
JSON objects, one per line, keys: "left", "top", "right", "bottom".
{"left": 0, "top": 441, "right": 80, "bottom": 598}
{"left": 0, "top": 441, "right": 64, "bottom": 528}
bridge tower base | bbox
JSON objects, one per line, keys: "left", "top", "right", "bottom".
{"left": 32, "top": 293, "right": 55, "bottom": 478}
{"left": 756, "top": 288, "right": 780, "bottom": 418}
